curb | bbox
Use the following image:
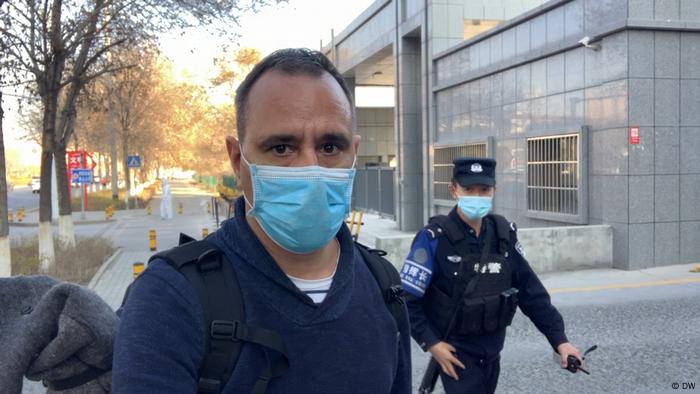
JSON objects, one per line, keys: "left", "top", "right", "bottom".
{"left": 9, "top": 219, "right": 116, "bottom": 227}
{"left": 88, "top": 247, "right": 123, "bottom": 290}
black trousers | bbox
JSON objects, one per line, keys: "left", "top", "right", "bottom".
{"left": 439, "top": 352, "right": 501, "bottom": 394}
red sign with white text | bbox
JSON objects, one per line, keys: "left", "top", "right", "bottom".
{"left": 68, "top": 151, "right": 83, "bottom": 169}
{"left": 629, "top": 126, "right": 640, "bottom": 145}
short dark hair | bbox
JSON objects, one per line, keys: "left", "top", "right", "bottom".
{"left": 235, "top": 48, "right": 355, "bottom": 142}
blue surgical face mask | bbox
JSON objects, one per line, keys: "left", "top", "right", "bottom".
{"left": 457, "top": 195, "right": 492, "bottom": 220}
{"left": 241, "top": 150, "right": 356, "bottom": 254}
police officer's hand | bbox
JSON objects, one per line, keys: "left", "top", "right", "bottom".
{"left": 556, "top": 342, "right": 582, "bottom": 369}
{"left": 428, "top": 341, "right": 465, "bottom": 380}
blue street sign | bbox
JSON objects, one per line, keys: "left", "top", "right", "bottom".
{"left": 71, "top": 168, "right": 93, "bottom": 184}
{"left": 127, "top": 155, "right": 141, "bottom": 168}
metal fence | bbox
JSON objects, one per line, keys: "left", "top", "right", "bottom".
{"left": 526, "top": 134, "right": 579, "bottom": 215}
{"left": 353, "top": 166, "right": 396, "bottom": 218}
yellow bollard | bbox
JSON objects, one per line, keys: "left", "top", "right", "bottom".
{"left": 178, "top": 202, "right": 183, "bottom": 215}
{"left": 207, "top": 201, "right": 211, "bottom": 214}
{"left": 132, "top": 262, "right": 145, "bottom": 279}
{"left": 345, "top": 211, "right": 356, "bottom": 226}
{"left": 149, "top": 229, "right": 157, "bottom": 251}
{"left": 17, "top": 208, "right": 25, "bottom": 222}
{"left": 202, "top": 227, "right": 209, "bottom": 239}
{"left": 353, "top": 211, "right": 364, "bottom": 240}
{"left": 146, "top": 205, "right": 152, "bottom": 215}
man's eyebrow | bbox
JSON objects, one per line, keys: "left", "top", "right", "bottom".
{"left": 256, "top": 134, "right": 302, "bottom": 148}
{"left": 316, "top": 132, "right": 352, "bottom": 147}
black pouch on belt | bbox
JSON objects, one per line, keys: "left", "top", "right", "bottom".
{"left": 498, "top": 287, "right": 519, "bottom": 328}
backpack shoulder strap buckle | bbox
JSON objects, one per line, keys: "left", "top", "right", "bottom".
{"left": 210, "top": 320, "right": 240, "bottom": 341}
{"left": 386, "top": 285, "right": 405, "bottom": 305}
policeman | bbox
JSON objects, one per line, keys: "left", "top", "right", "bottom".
{"left": 400, "top": 157, "right": 581, "bottom": 393}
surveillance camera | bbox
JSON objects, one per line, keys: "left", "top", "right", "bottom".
{"left": 578, "top": 36, "right": 600, "bottom": 50}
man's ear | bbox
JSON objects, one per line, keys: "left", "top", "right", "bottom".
{"left": 352, "top": 133, "right": 361, "bottom": 154}
{"left": 225, "top": 135, "right": 241, "bottom": 176}
{"left": 448, "top": 182, "right": 457, "bottom": 199}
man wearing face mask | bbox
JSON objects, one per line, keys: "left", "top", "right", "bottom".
{"left": 400, "top": 157, "right": 580, "bottom": 394}
{"left": 113, "top": 49, "right": 411, "bottom": 393}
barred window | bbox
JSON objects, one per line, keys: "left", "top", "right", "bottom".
{"left": 433, "top": 143, "right": 487, "bottom": 201}
{"left": 527, "top": 134, "right": 579, "bottom": 215}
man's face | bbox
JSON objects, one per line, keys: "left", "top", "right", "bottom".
{"left": 449, "top": 183, "right": 495, "bottom": 199}
{"left": 226, "top": 70, "right": 360, "bottom": 201}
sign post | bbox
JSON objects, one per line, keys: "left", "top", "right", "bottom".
{"left": 126, "top": 155, "right": 141, "bottom": 210}
{"left": 71, "top": 168, "right": 93, "bottom": 220}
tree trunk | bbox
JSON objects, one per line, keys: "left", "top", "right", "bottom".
{"left": 39, "top": 97, "right": 57, "bottom": 272}
{"left": 38, "top": 150, "right": 55, "bottom": 272}
{"left": 122, "top": 137, "right": 131, "bottom": 208}
{"left": 55, "top": 143, "right": 76, "bottom": 248}
{"left": 0, "top": 91, "right": 11, "bottom": 276}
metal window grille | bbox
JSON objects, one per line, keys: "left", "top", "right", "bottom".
{"left": 526, "top": 134, "right": 579, "bottom": 215}
{"left": 433, "top": 143, "right": 487, "bottom": 200}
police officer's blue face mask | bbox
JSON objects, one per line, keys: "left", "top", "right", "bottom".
{"left": 240, "top": 149, "right": 356, "bottom": 254}
{"left": 457, "top": 195, "right": 492, "bottom": 220}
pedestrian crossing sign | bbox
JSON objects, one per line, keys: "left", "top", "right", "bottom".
{"left": 127, "top": 155, "right": 141, "bottom": 168}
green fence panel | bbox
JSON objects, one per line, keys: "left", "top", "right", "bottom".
{"left": 222, "top": 175, "right": 236, "bottom": 189}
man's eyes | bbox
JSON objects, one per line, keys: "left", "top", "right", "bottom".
{"left": 271, "top": 145, "right": 292, "bottom": 155}
{"left": 320, "top": 143, "right": 341, "bottom": 154}
{"left": 269, "top": 144, "right": 341, "bottom": 155}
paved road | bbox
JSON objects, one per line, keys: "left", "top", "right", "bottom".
{"left": 8, "top": 185, "right": 39, "bottom": 212}
{"left": 411, "top": 280, "right": 700, "bottom": 394}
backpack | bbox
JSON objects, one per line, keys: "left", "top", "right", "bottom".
{"left": 123, "top": 233, "right": 406, "bottom": 394}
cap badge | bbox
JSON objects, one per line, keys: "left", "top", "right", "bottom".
{"left": 471, "top": 163, "right": 483, "bottom": 173}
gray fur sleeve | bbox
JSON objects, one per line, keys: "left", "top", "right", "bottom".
{"left": 0, "top": 275, "right": 117, "bottom": 393}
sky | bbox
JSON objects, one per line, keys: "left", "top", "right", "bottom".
{"left": 160, "top": 0, "right": 374, "bottom": 83}
{"left": 4, "top": 0, "right": 390, "bottom": 164}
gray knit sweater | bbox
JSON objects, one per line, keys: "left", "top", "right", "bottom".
{"left": 0, "top": 275, "right": 117, "bottom": 393}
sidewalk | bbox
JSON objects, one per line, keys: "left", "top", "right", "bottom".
{"left": 86, "top": 181, "right": 220, "bottom": 310}
{"left": 22, "top": 181, "right": 220, "bottom": 393}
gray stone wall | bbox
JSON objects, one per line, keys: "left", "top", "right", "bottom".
{"left": 432, "top": 0, "right": 700, "bottom": 269}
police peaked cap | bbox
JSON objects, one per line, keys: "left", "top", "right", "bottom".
{"left": 453, "top": 157, "right": 496, "bottom": 187}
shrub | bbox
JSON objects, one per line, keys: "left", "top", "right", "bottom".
{"left": 11, "top": 236, "right": 116, "bottom": 285}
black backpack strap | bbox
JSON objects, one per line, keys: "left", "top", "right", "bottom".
{"left": 354, "top": 242, "right": 406, "bottom": 327}
{"left": 486, "top": 214, "right": 514, "bottom": 255}
{"left": 147, "top": 235, "right": 289, "bottom": 393}
{"left": 428, "top": 214, "right": 474, "bottom": 271}
{"left": 428, "top": 215, "right": 465, "bottom": 246}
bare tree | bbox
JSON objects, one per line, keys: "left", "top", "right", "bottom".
{"left": 0, "top": 0, "right": 282, "bottom": 271}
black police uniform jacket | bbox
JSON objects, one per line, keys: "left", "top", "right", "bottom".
{"left": 399, "top": 208, "right": 568, "bottom": 359}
